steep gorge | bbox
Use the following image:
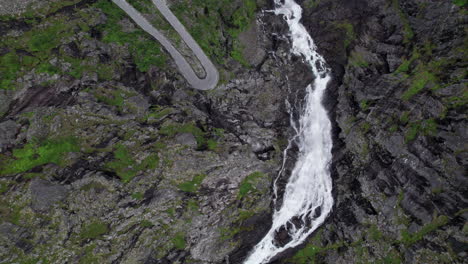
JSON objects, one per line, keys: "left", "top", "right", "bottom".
{"left": 0, "top": 0, "right": 466, "bottom": 263}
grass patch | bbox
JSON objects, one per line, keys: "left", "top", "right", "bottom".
{"left": 172, "top": 232, "right": 186, "bottom": 250}
{"left": 402, "top": 71, "right": 437, "bottom": 100}
{"left": 453, "top": 0, "right": 467, "bottom": 7}
{"left": 132, "top": 192, "right": 144, "bottom": 200}
{"left": 178, "top": 174, "right": 206, "bottom": 193}
{"left": 94, "top": 0, "right": 167, "bottom": 72}
{"left": 140, "top": 220, "right": 154, "bottom": 228}
{"left": 238, "top": 171, "right": 266, "bottom": 199}
{"left": 335, "top": 22, "right": 355, "bottom": 49}
{"left": 171, "top": 0, "right": 256, "bottom": 65}
{"left": 392, "top": 0, "right": 414, "bottom": 44}
{"left": 404, "top": 119, "right": 438, "bottom": 142}
{"left": 80, "top": 181, "right": 106, "bottom": 192}
{"left": 349, "top": 50, "right": 369, "bottom": 68}
{"left": 80, "top": 221, "right": 109, "bottom": 240}
{"left": 400, "top": 215, "right": 448, "bottom": 246}
{"left": 105, "top": 144, "right": 159, "bottom": 183}
{"left": 159, "top": 123, "right": 220, "bottom": 150}
{"left": 0, "top": 137, "right": 79, "bottom": 175}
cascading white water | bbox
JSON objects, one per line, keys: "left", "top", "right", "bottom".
{"left": 244, "top": 0, "right": 333, "bottom": 263}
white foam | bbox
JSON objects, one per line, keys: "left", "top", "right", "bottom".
{"left": 244, "top": 0, "right": 333, "bottom": 263}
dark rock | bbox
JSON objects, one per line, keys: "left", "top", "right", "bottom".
{"left": 30, "top": 179, "right": 68, "bottom": 212}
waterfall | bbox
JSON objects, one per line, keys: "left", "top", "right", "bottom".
{"left": 244, "top": 0, "right": 333, "bottom": 263}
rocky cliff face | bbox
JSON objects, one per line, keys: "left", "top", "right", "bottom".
{"left": 0, "top": 0, "right": 300, "bottom": 263}
{"left": 275, "top": 0, "right": 466, "bottom": 263}
{"left": 0, "top": 0, "right": 466, "bottom": 263}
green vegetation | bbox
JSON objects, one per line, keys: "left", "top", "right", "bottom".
{"left": 399, "top": 111, "right": 410, "bottom": 124}
{"left": 80, "top": 181, "right": 107, "bottom": 192}
{"left": 452, "top": 0, "right": 467, "bottom": 7}
{"left": 369, "top": 224, "right": 383, "bottom": 241}
{"left": 0, "top": 182, "right": 10, "bottom": 194}
{"left": 402, "top": 71, "right": 437, "bottom": 100}
{"left": 360, "top": 122, "right": 371, "bottom": 134}
{"left": 171, "top": 232, "right": 186, "bottom": 250}
{"left": 80, "top": 221, "right": 109, "bottom": 240}
{"left": 144, "top": 106, "right": 173, "bottom": 123}
{"left": 334, "top": 22, "right": 356, "bottom": 49}
{"left": 289, "top": 233, "right": 344, "bottom": 264}
{"left": 0, "top": 137, "right": 79, "bottom": 175}
{"left": 105, "top": 144, "right": 159, "bottom": 182}
{"left": 140, "top": 220, "right": 154, "bottom": 228}
{"left": 171, "top": 0, "right": 257, "bottom": 65}
{"left": 132, "top": 192, "right": 144, "bottom": 200}
{"left": 95, "top": 0, "right": 167, "bottom": 72}
{"left": 392, "top": 0, "right": 414, "bottom": 44}
{"left": 400, "top": 215, "right": 449, "bottom": 246}
{"left": 178, "top": 174, "right": 206, "bottom": 193}
{"left": 159, "top": 122, "right": 219, "bottom": 150}
{"left": 396, "top": 49, "right": 420, "bottom": 73}
{"left": 349, "top": 50, "right": 369, "bottom": 67}
{"left": 404, "top": 119, "right": 437, "bottom": 142}
{"left": 187, "top": 199, "right": 199, "bottom": 211}
{"left": 238, "top": 171, "right": 266, "bottom": 199}
{"left": 305, "top": 0, "right": 321, "bottom": 9}
{"left": 360, "top": 100, "right": 369, "bottom": 110}
{"left": 0, "top": 0, "right": 167, "bottom": 91}
{"left": 93, "top": 87, "right": 136, "bottom": 112}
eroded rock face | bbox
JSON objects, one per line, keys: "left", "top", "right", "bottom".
{"left": 1, "top": 0, "right": 465, "bottom": 263}
{"left": 0, "top": 0, "right": 311, "bottom": 263}
{"left": 274, "top": 0, "right": 466, "bottom": 263}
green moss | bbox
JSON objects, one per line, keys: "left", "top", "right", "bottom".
{"left": 360, "top": 100, "right": 369, "bottom": 110}
{"left": 93, "top": 87, "right": 133, "bottom": 111}
{"left": 396, "top": 49, "right": 420, "bottom": 73}
{"left": 334, "top": 22, "right": 356, "bottom": 49}
{"left": 452, "top": 0, "right": 467, "bottom": 7}
{"left": 132, "top": 192, "right": 144, "bottom": 200}
{"left": 27, "top": 23, "right": 71, "bottom": 53}
{"left": 405, "top": 122, "right": 420, "bottom": 142}
{"left": 171, "top": 0, "right": 256, "bottom": 65}
{"left": 172, "top": 232, "right": 186, "bottom": 250}
{"left": 369, "top": 224, "right": 383, "bottom": 241}
{"left": 105, "top": 144, "right": 159, "bottom": 182}
{"left": 145, "top": 106, "right": 173, "bottom": 123}
{"left": 78, "top": 244, "right": 99, "bottom": 264}
{"left": 187, "top": 199, "right": 199, "bottom": 211}
{"left": 392, "top": 0, "right": 414, "bottom": 44}
{"left": 178, "top": 174, "right": 206, "bottom": 193}
{"left": 0, "top": 182, "right": 10, "bottom": 194}
{"left": 404, "top": 119, "right": 438, "bottom": 143}
{"left": 349, "top": 50, "right": 369, "bottom": 67}
{"left": 0, "top": 52, "right": 22, "bottom": 90}
{"left": 159, "top": 123, "right": 213, "bottom": 149}
{"left": 399, "top": 111, "right": 410, "bottom": 124}
{"left": 80, "top": 221, "right": 109, "bottom": 240}
{"left": 400, "top": 215, "right": 449, "bottom": 246}
{"left": 360, "top": 122, "right": 371, "bottom": 134}
{"left": 80, "top": 181, "right": 106, "bottom": 192}
{"left": 402, "top": 71, "right": 437, "bottom": 100}
{"left": 94, "top": 0, "right": 166, "bottom": 72}
{"left": 0, "top": 137, "right": 79, "bottom": 175}
{"left": 238, "top": 171, "right": 266, "bottom": 199}
{"left": 140, "top": 220, "right": 154, "bottom": 228}
{"left": 305, "top": 0, "right": 321, "bottom": 9}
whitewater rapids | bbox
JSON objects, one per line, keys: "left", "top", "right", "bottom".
{"left": 244, "top": 0, "right": 333, "bottom": 263}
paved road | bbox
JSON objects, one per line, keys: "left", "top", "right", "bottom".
{"left": 112, "top": 0, "right": 219, "bottom": 90}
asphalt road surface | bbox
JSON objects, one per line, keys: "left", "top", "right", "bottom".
{"left": 112, "top": 0, "right": 219, "bottom": 90}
